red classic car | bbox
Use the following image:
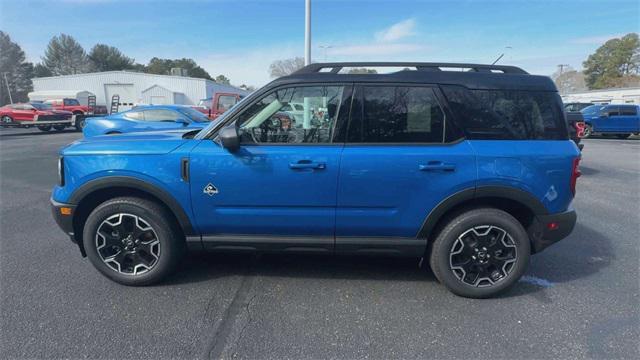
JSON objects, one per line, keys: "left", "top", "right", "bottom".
{"left": 0, "top": 102, "right": 74, "bottom": 131}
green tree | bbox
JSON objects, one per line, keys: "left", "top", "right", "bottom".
{"left": 583, "top": 33, "right": 640, "bottom": 89}
{"left": 88, "top": 44, "right": 135, "bottom": 71}
{"left": 0, "top": 31, "right": 34, "bottom": 105}
{"left": 215, "top": 74, "right": 230, "bottom": 85}
{"left": 145, "top": 57, "right": 212, "bottom": 80}
{"left": 33, "top": 63, "right": 52, "bottom": 77}
{"left": 269, "top": 57, "right": 305, "bottom": 78}
{"left": 42, "top": 34, "right": 90, "bottom": 75}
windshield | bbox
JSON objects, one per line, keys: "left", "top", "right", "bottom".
{"left": 176, "top": 107, "right": 211, "bottom": 122}
{"left": 30, "top": 103, "right": 53, "bottom": 110}
{"left": 581, "top": 105, "right": 604, "bottom": 115}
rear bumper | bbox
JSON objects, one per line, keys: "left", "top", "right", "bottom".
{"left": 529, "top": 208, "right": 577, "bottom": 253}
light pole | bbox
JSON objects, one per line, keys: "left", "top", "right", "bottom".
{"left": 3, "top": 72, "right": 13, "bottom": 104}
{"left": 318, "top": 45, "right": 333, "bottom": 62}
{"left": 304, "top": 0, "right": 311, "bottom": 65}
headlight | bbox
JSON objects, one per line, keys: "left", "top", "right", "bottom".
{"left": 58, "top": 156, "right": 65, "bottom": 186}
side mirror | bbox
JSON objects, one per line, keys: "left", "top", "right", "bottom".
{"left": 176, "top": 117, "right": 189, "bottom": 126}
{"left": 219, "top": 126, "right": 240, "bottom": 152}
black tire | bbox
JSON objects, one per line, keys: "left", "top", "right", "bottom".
{"left": 1, "top": 115, "right": 13, "bottom": 124}
{"left": 429, "top": 208, "right": 530, "bottom": 298}
{"left": 75, "top": 116, "right": 86, "bottom": 131}
{"left": 616, "top": 134, "right": 630, "bottom": 139}
{"left": 37, "top": 125, "right": 52, "bottom": 132}
{"left": 583, "top": 124, "right": 593, "bottom": 138}
{"left": 53, "top": 124, "right": 66, "bottom": 131}
{"left": 82, "top": 197, "right": 185, "bottom": 286}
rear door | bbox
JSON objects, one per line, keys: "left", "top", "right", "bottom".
{"left": 189, "top": 84, "right": 351, "bottom": 243}
{"left": 618, "top": 105, "right": 640, "bottom": 132}
{"left": 335, "top": 84, "right": 476, "bottom": 249}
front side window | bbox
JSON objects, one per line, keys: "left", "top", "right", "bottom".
{"left": 237, "top": 85, "right": 345, "bottom": 144}
{"left": 442, "top": 85, "right": 566, "bottom": 140}
{"left": 348, "top": 86, "right": 445, "bottom": 143}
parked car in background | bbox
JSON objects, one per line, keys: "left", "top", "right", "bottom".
{"left": 580, "top": 104, "right": 640, "bottom": 138}
{"left": 52, "top": 62, "right": 580, "bottom": 298}
{"left": 82, "top": 105, "right": 211, "bottom": 137}
{"left": 566, "top": 111, "right": 585, "bottom": 150}
{"left": 564, "top": 102, "right": 594, "bottom": 112}
{"left": 193, "top": 92, "right": 246, "bottom": 119}
{"left": 0, "top": 102, "right": 73, "bottom": 131}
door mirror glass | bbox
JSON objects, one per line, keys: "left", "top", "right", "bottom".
{"left": 219, "top": 125, "right": 240, "bottom": 152}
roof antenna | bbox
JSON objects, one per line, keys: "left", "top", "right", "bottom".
{"left": 491, "top": 53, "right": 504, "bottom": 65}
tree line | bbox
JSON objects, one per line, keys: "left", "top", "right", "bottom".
{"left": 0, "top": 31, "right": 249, "bottom": 105}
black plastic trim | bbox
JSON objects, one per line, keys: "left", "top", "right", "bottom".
{"left": 528, "top": 209, "right": 577, "bottom": 253}
{"left": 68, "top": 176, "right": 195, "bottom": 235}
{"left": 417, "top": 186, "right": 549, "bottom": 239}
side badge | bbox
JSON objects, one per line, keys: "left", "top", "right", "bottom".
{"left": 203, "top": 183, "right": 219, "bottom": 196}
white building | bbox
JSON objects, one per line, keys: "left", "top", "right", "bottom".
{"left": 31, "top": 71, "right": 248, "bottom": 111}
{"left": 562, "top": 87, "right": 640, "bottom": 105}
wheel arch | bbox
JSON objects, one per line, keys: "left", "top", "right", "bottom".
{"left": 418, "top": 186, "right": 548, "bottom": 243}
{"left": 70, "top": 177, "right": 195, "bottom": 256}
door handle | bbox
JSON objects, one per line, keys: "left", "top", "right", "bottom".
{"left": 419, "top": 161, "right": 456, "bottom": 172}
{"left": 289, "top": 160, "right": 326, "bottom": 170}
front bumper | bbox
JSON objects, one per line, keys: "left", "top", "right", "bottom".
{"left": 528, "top": 209, "right": 577, "bottom": 253}
{"left": 50, "top": 198, "right": 76, "bottom": 243}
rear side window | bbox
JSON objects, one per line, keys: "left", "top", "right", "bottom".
{"left": 620, "top": 106, "right": 637, "bottom": 116}
{"left": 217, "top": 95, "right": 237, "bottom": 111}
{"left": 348, "top": 86, "right": 445, "bottom": 143}
{"left": 441, "top": 85, "right": 567, "bottom": 140}
{"left": 604, "top": 106, "right": 620, "bottom": 116}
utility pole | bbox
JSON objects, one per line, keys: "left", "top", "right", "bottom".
{"left": 3, "top": 72, "right": 13, "bottom": 104}
{"left": 304, "top": 0, "right": 311, "bottom": 66}
{"left": 558, "top": 64, "right": 570, "bottom": 75}
{"left": 557, "top": 64, "right": 570, "bottom": 94}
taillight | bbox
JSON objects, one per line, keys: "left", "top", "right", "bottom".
{"left": 575, "top": 122, "right": 585, "bottom": 138}
{"left": 570, "top": 157, "right": 581, "bottom": 196}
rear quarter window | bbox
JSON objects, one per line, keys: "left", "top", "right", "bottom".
{"left": 441, "top": 85, "right": 567, "bottom": 140}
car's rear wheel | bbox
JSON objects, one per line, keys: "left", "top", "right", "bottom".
{"left": 1, "top": 115, "right": 13, "bottom": 124}
{"left": 429, "top": 208, "right": 530, "bottom": 298}
{"left": 53, "top": 125, "right": 66, "bottom": 131}
{"left": 83, "top": 197, "right": 185, "bottom": 286}
{"left": 37, "top": 125, "right": 51, "bottom": 132}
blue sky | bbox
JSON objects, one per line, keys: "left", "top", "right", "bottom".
{"left": 1, "top": 0, "right": 638, "bottom": 86}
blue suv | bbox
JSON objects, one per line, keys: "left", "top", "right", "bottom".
{"left": 51, "top": 62, "right": 580, "bottom": 298}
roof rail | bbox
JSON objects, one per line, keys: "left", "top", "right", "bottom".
{"left": 293, "top": 62, "right": 528, "bottom": 75}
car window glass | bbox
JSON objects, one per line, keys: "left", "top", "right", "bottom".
{"left": 620, "top": 106, "right": 637, "bottom": 116}
{"left": 64, "top": 99, "right": 80, "bottom": 106}
{"left": 217, "top": 96, "right": 237, "bottom": 111}
{"left": 124, "top": 111, "right": 145, "bottom": 120}
{"left": 237, "top": 85, "right": 344, "bottom": 144}
{"left": 143, "top": 109, "right": 181, "bottom": 121}
{"left": 442, "top": 85, "right": 566, "bottom": 140}
{"left": 606, "top": 106, "right": 620, "bottom": 116}
{"left": 348, "top": 86, "right": 445, "bottom": 143}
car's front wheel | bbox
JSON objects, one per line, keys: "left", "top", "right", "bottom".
{"left": 37, "top": 125, "right": 51, "bottom": 132}
{"left": 429, "top": 208, "right": 530, "bottom": 298}
{"left": 83, "top": 197, "right": 185, "bottom": 286}
{"left": 583, "top": 124, "right": 593, "bottom": 138}
{"left": 53, "top": 125, "right": 66, "bottom": 131}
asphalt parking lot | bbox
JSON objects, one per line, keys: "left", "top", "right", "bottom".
{"left": 0, "top": 128, "right": 638, "bottom": 359}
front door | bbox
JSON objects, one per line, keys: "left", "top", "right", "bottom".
{"left": 189, "top": 84, "right": 351, "bottom": 243}
{"left": 336, "top": 85, "right": 476, "bottom": 248}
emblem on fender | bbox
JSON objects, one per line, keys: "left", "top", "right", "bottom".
{"left": 203, "top": 183, "right": 219, "bottom": 196}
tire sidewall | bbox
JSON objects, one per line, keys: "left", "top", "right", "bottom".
{"left": 83, "top": 200, "right": 179, "bottom": 286}
{"left": 431, "top": 209, "right": 531, "bottom": 298}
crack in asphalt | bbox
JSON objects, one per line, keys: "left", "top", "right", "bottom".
{"left": 230, "top": 291, "right": 259, "bottom": 358}
{"left": 201, "top": 268, "right": 256, "bottom": 360}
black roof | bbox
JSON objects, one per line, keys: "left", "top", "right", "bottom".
{"left": 273, "top": 62, "right": 557, "bottom": 92}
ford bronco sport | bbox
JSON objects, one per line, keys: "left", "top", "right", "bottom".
{"left": 51, "top": 62, "right": 580, "bottom": 298}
